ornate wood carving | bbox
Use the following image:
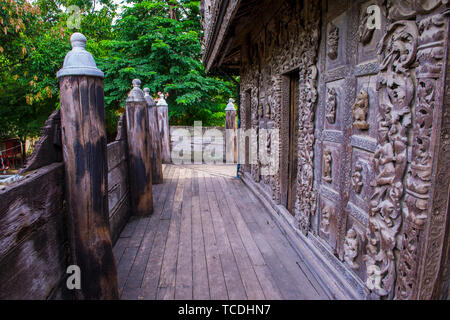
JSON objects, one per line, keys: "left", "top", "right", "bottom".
{"left": 321, "top": 205, "right": 333, "bottom": 234}
{"left": 326, "top": 87, "right": 337, "bottom": 124}
{"left": 351, "top": 162, "right": 364, "bottom": 194}
{"left": 352, "top": 89, "right": 370, "bottom": 130}
{"left": 364, "top": 20, "right": 418, "bottom": 299}
{"left": 387, "top": 0, "right": 448, "bottom": 20}
{"left": 344, "top": 227, "right": 360, "bottom": 269}
{"left": 293, "top": 1, "right": 321, "bottom": 234}
{"left": 359, "top": 9, "right": 376, "bottom": 45}
{"left": 396, "top": 13, "right": 448, "bottom": 300}
{"left": 327, "top": 22, "right": 339, "bottom": 60}
{"left": 323, "top": 150, "right": 333, "bottom": 183}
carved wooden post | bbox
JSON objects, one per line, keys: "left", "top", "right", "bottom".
{"left": 156, "top": 94, "right": 171, "bottom": 163}
{"left": 225, "top": 98, "right": 238, "bottom": 163}
{"left": 125, "top": 80, "right": 153, "bottom": 216}
{"left": 144, "top": 88, "right": 163, "bottom": 184}
{"left": 57, "top": 33, "right": 118, "bottom": 299}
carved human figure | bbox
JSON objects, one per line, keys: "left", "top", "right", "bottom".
{"left": 352, "top": 89, "right": 370, "bottom": 130}
{"left": 359, "top": 9, "right": 376, "bottom": 45}
{"left": 344, "top": 228, "right": 360, "bottom": 269}
{"left": 327, "top": 22, "right": 339, "bottom": 60}
{"left": 326, "top": 87, "right": 337, "bottom": 124}
{"left": 323, "top": 150, "right": 332, "bottom": 183}
{"left": 351, "top": 163, "right": 364, "bottom": 194}
{"left": 372, "top": 129, "right": 395, "bottom": 186}
{"left": 320, "top": 205, "right": 332, "bottom": 234}
{"left": 266, "top": 95, "right": 273, "bottom": 119}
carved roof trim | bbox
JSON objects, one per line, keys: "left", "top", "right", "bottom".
{"left": 202, "top": 0, "right": 241, "bottom": 72}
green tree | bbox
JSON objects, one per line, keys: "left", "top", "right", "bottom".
{"left": 98, "top": 0, "right": 235, "bottom": 129}
{"left": 0, "top": 0, "right": 116, "bottom": 142}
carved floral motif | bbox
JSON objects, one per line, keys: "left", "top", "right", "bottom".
{"left": 327, "top": 22, "right": 339, "bottom": 60}
{"left": 364, "top": 20, "right": 418, "bottom": 299}
{"left": 387, "top": 0, "right": 448, "bottom": 20}
{"left": 293, "top": 1, "right": 320, "bottom": 234}
{"left": 396, "top": 13, "right": 447, "bottom": 300}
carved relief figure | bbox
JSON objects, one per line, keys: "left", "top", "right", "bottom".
{"left": 293, "top": 0, "right": 321, "bottom": 235}
{"left": 323, "top": 150, "right": 332, "bottom": 183}
{"left": 320, "top": 205, "right": 332, "bottom": 234}
{"left": 352, "top": 89, "right": 370, "bottom": 130}
{"left": 359, "top": 9, "right": 376, "bottom": 45}
{"left": 365, "top": 20, "right": 418, "bottom": 299}
{"left": 351, "top": 163, "right": 364, "bottom": 194}
{"left": 344, "top": 228, "right": 360, "bottom": 269}
{"left": 327, "top": 22, "right": 339, "bottom": 60}
{"left": 326, "top": 87, "right": 337, "bottom": 124}
{"left": 396, "top": 13, "right": 447, "bottom": 300}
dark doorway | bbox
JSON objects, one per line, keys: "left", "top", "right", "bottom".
{"left": 287, "top": 72, "right": 299, "bottom": 215}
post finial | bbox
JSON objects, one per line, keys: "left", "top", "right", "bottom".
{"left": 57, "top": 33, "right": 104, "bottom": 79}
{"left": 156, "top": 92, "right": 168, "bottom": 107}
{"left": 127, "top": 78, "right": 145, "bottom": 103}
{"left": 225, "top": 98, "right": 236, "bottom": 111}
{"left": 143, "top": 87, "right": 156, "bottom": 106}
{"left": 132, "top": 79, "right": 141, "bottom": 88}
{"left": 70, "top": 33, "right": 87, "bottom": 50}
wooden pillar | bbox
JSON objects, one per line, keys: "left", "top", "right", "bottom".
{"left": 57, "top": 33, "right": 118, "bottom": 299}
{"left": 156, "top": 94, "right": 171, "bottom": 163}
{"left": 125, "top": 79, "right": 153, "bottom": 215}
{"left": 225, "top": 98, "right": 238, "bottom": 163}
{"left": 144, "top": 88, "right": 163, "bottom": 184}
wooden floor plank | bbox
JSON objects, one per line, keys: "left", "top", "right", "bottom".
{"left": 206, "top": 178, "right": 247, "bottom": 300}
{"left": 114, "top": 164, "right": 329, "bottom": 301}
{"left": 157, "top": 167, "right": 186, "bottom": 300}
{"left": 197, "top": 171, "right": 228, "bottom": 300}
{"left": 210, "top": 176, "right": 265, "bottom": 300}
{"left": 191, "top": 171, "right": 210, "bottom": 300}
{"left": 234, "top": 178, "right": 326, "bottom": 299}
{"left": 117, "top": 246, "right": 139, "bottom": 296}
{"left": 140, "top": 219, "right": 171, "bottom": 299}
{"left": 175, "top": 168, "right": 193, "bottom": 299}
{"left": 121, "top": 167, "right": 176, "bottom": 293}
{"left": 139, "top": 166, "right": 180, "bottom": 299}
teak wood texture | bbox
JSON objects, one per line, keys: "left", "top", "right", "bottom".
{"left": 59, "top": 75, "right": 118, "bottom": 299}
{"left": 202, "top": 0, "right": 450, "bottom": 300}
{"left": 126, "top": 100, "right": 154, "bottom": 216}
{"left": 148, "top": 104, "right": 163, "bottom": 184}
{"left": 114, "top": 165, "right": 328, "bottom": 300}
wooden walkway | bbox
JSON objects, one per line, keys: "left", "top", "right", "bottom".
{"left": 113, "top": 164, "right": 328, "bottom": 300}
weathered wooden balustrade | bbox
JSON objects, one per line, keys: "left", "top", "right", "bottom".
{"left": 0, "top": 31, "right": 242, "bottom": 300}
{"left": 0, "top": 33, "right": 170, "bottom": 299}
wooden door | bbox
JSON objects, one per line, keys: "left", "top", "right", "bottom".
{"left": 287, "top": 73, "right": 299, "bottom": 215}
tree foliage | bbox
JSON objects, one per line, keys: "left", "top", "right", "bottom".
{"left": 0, "top": 0, "right": 234, "bottom": 143}
{"left": 99, "top": 0, "right": 234, "bottom": 129}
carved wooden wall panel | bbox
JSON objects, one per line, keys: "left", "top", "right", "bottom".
{"left": 238, "top": 0, "right": 449, "bottom": 299}
{"left": 240, "top": 0, "right": 320, "bottom": 208}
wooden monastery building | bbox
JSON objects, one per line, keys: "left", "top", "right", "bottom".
{"left": 200, "top": 0, "right": 450, "bottom": 299}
